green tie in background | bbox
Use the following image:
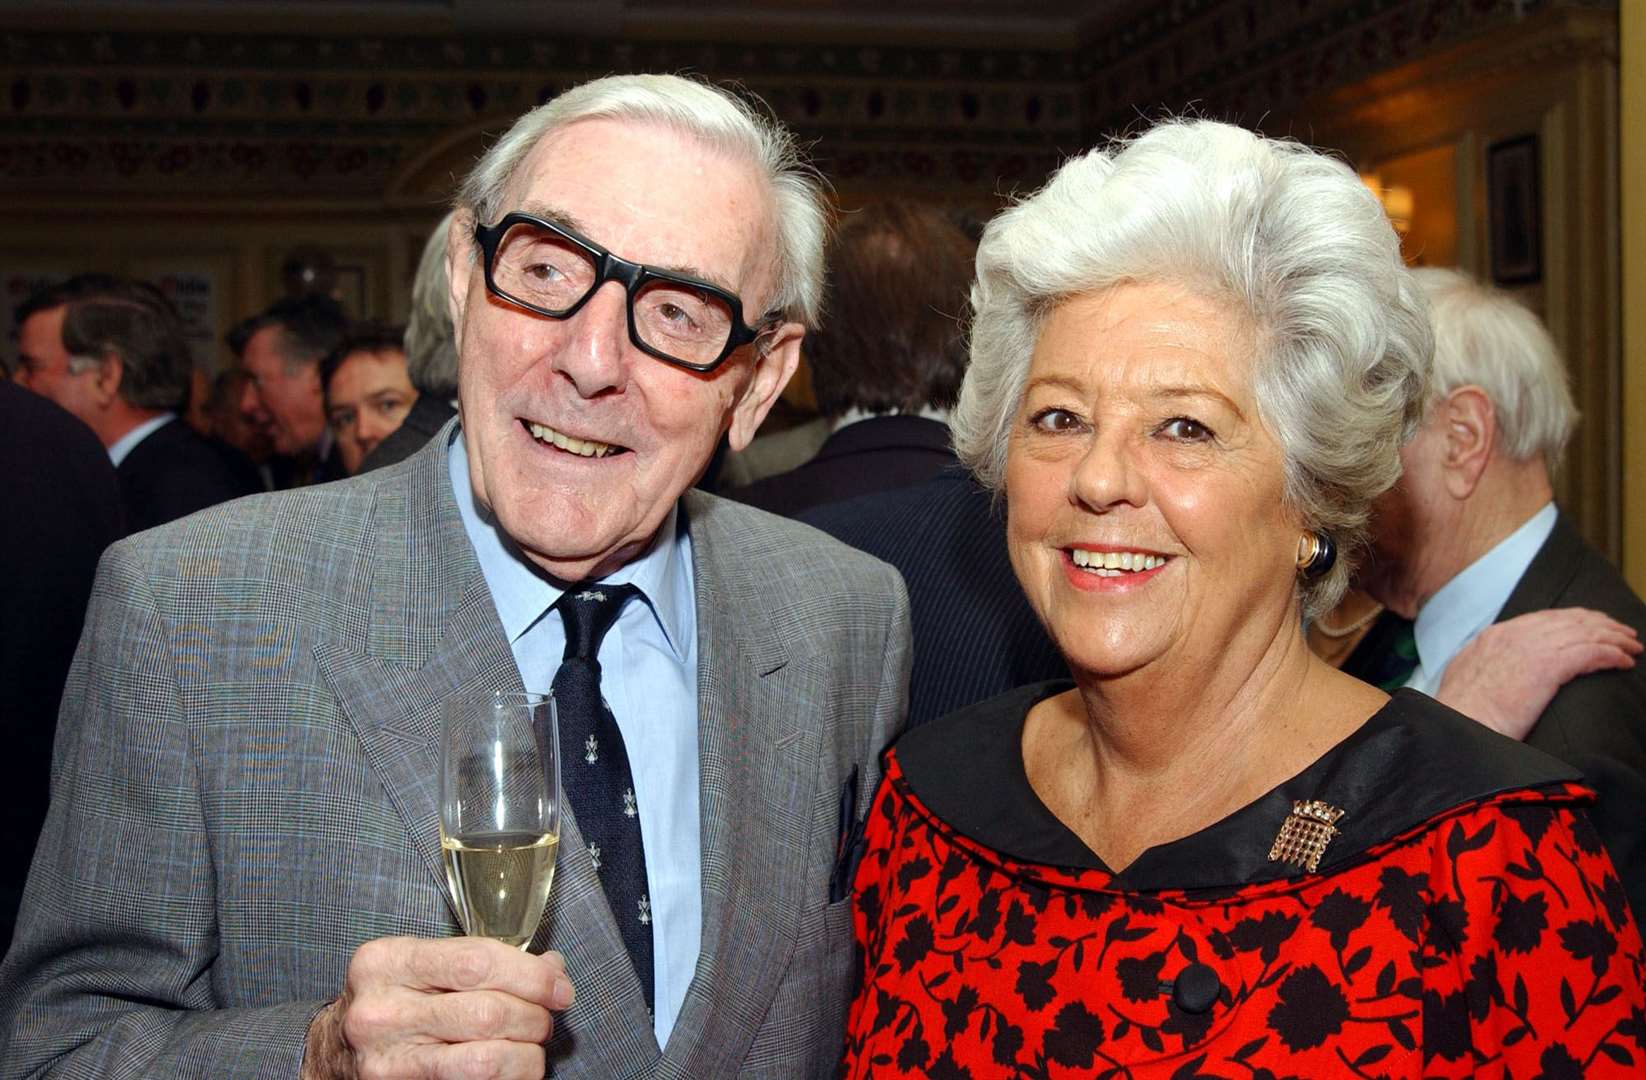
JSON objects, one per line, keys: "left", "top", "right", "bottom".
{"left": 1340, "top": 610, "right": 1420, "bottom": 692}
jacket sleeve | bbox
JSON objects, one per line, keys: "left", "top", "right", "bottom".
{"left": 0, "top": 542, "right": 327, "bottom": 1079}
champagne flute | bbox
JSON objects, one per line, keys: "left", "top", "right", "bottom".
{"left": 439, "top": 689, "right": 560, "bottom": 950}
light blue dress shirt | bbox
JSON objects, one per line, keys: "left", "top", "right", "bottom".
{"left": 1405, "top": 502, "right": 1558, "bottom": 695}
{"left": 107, "top": 412, "right": 176, "bottom": 466}
{"left": 448, "top": 429, "right": 701, "bottom": 1047}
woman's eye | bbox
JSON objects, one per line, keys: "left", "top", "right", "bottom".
{"left": 1030, "top": 407, "right": 1082, "bottom": 433}
{"left": 1160, "top": 417, "right": 1213, "bottom": 441}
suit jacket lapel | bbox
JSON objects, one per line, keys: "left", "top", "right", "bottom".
{"left": 314, "top": 434, "right": 520, "bottom": 920}
{"left": 313, "top": 428, "right": 654, "bottom": 1080}
{"left": 662, "top": 492, "right": 820, "bottom": 1074}
{"left": 1496, "top": 510, "right": 1583, "bottom": 621}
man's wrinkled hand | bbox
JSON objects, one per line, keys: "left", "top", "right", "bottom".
{"left": 1436, "top": 608, "right": 1641, "bottom": 740}
{"left": 301, "top": 935, "right": 575, "bottom": 1080}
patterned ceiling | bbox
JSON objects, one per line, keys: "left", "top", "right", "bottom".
{"left": 0, "top": 0, "right": 1143, "bottom": 47}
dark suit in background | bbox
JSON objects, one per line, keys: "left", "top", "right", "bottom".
{"left": 801, "top": 467, "right": 1066, "bottom": 727}
{"left": 116, "top": 416, "right": 261, "bottom": 533}
{"left": 0, "top": 382, "right": 124, "bottom": 947}
{"left": 1497, "top": 513, "right": 1646, "bottom": 920}
{"left": 732, "top": 415, "right": 954, "bottom": 517}
{"left": 356, "top": 393, "right": 456, "bottom": 474}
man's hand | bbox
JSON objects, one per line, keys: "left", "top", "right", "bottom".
{"left": 1436, "top": 608, "right": 1642, "bottom": 740}
{"left": 301, "top": 936, "right": 575, "bottom": 1080}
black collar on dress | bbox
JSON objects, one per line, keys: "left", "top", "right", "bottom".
{"left": 894, "top": 682, "right": 1584, "bottom": 893}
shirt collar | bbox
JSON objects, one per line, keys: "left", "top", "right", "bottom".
{"left": 108, "top": 412, "right": 175, "bottom": 466}
{"left": 1413, "top": 501, "right": 1557, "bottom": 679}
{"left": 447, "top": 426, "right": 690, "bottom": 660}
{"left": 831, "top": 405, "right": 951, "bottom": 434}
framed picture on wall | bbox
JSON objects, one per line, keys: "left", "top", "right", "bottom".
{"left": 1487, "top": 135, "right": 1541, "bottom": 285}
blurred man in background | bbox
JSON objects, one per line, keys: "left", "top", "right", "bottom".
{"left": 731, "top": 200, "right": 974, "bottom": 515}
{"left": 228, "top": 293, "right": 349, "bottom": 486}
{"left": 319, "top": 321, "right": 417, "bottom": 475}
{"left": 13, "top": 273, "right": 258, "bottom": 531}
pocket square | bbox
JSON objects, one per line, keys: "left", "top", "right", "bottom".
{"left": 829, "top": 764, "right": 865, "bottom": 903}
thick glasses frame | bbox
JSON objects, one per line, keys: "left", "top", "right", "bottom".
{"left": 473, "top": 211, "right": 774, "bottom": 373}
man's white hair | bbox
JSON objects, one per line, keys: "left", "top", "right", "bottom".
{"left": 952, "top": 119, "right": 1433, "bottom": 618}
{"left": 1412, "top": 266, "right": 1577, "bottom": 469}
{"left": 456, "top": 73, "right": 829, "bottom": 329}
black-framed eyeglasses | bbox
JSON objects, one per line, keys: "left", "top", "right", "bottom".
{"left": 473, "top": 211, "right": 776, "bottom": 373}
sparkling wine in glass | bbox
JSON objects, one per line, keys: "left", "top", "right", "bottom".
{"left": 439, "top": 690, "right": 560, "bottom": 950}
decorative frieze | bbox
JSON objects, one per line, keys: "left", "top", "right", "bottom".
{"left": 0, "top": 0, "right": 1613, "bottom": 197}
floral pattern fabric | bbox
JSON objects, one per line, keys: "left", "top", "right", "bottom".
{"left": 842, "top": 756, "right": 1646, "bottom": 1079}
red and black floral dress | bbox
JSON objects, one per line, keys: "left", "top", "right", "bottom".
{"left": 841, "top": 683, "right": 1646, "bottom": 1079}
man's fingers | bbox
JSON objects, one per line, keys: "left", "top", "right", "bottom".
{"left": 1547, "top": 625, "right": 1643, "bottom": 658}
{"left": 414, "top": 989, "right": 554, "bottom": 1045}
{"left": 1553, "top": 642, "right": 1639, "bottom": 681}
{"left": 362, "top": 1039, "right": 546, "bottom": 1080}
{"left": 373, "top": 938, "right": 569, "bottom": 1010}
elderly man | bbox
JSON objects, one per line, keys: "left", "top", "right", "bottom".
{"left": 13, "top": 273, "right": 259, "bottom": 531}
{"left": 229, "top": 292, "right": 350, "bottom": 486}
{"left": 0, "top": 74, "right": 909, "bottom": 1080}
{"left": 1359, "top": 266, "right": 1646, "bottom": 920}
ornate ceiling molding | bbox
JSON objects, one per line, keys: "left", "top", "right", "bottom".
{"left": 0, "top": 0, "right": 1614, "bottom": 201}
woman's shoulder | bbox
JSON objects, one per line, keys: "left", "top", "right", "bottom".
{"left": 886, "top": 680, "right": 1103, "bottom": 871}
{"left": 1342, "top": 689, "right": 1584, "bottom": 815}
{"left": 893, "top": 680, "right": 1073, "bottom": 773}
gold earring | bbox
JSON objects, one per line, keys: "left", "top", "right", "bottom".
{"left": 1297, "top": 532, "right": 1336, "bottom": 580}
{"left": 1296, "top": 533, "right": 1320, "bottom": 570}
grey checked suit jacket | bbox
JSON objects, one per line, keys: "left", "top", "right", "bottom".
{"left": 0, "top": 425, "right": 910, "bottom": 1079}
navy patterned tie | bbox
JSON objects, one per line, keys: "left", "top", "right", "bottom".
{"left": 552, "top": 583, "right": 654, "bottom": 1011}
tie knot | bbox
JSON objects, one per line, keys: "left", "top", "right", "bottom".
{"left": 556, "top": 584, "right": 641, "bottom": 662}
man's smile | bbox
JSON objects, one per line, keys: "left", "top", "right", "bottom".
{"left": 522, "top": 418, "right": 630, "bottom": 459}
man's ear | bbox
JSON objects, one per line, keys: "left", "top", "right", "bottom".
{"left": 725, "top": 324, "right": 804, "bottom": 452}
{"left": 91, "top": 352, "right": 123, "bottom": 408}
{"left": 1440, "top": 385, "right": 1497, "bottom": 499}
{"left": 446, "top": 211, "right": 476, "bottom": 346}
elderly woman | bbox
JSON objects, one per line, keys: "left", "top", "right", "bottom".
{"left": 840, "top": 121, "right": 1645, "bottom": 1077}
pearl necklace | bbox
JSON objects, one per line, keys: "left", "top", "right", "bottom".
{"left": 1312, "top": 601, "right": 1386, "bottom": 639}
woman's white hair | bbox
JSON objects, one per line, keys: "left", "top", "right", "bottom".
{"left": 404, "top": 211, "right": 458, "bottom": 399}
{"left": 1412, "top": 266, "right": 1576, "bottom": 470}
{"left": 953, "top": 119, "right": 1433, "bottom": 617}
{"left": 456, "top": 73, "right": 830, "bottom": 329}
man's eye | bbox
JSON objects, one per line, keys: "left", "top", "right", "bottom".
{"left": 656, "top": 301, "right": 700, "bottom": 331}
{"left": 1029, "top": 407, "right": 1082, "bottom": 433}
{"left": 1160, "top": 417, "right": 1214, "bottom": 441}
